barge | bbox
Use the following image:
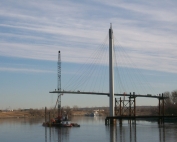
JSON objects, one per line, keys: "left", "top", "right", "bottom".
{"left": 43, "top": 116, "right": 80, "bottom": 127}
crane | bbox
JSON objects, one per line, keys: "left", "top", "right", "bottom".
{"left": 53, "top": 51, "right": 62, "bottom": 117}
{"left": 57, "top": 51, "right": 61, "bottom": 117}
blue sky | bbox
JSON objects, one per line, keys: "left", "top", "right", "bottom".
{"left": 0, "top": 0, "right": 177, "bottom": 109}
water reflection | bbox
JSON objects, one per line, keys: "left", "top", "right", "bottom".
{"left": 106, "top": 120, "right": 167, "bottom": 142}
{"left": 1, "top": 117, "right": 177, "bottom": 142}
{"left": 159, "top": 125, "right": 165, "bottom": 142}
{"left": 109, "top": 125, "right": 117, "bottom": 142}
{"left": 42, "top": 117, "right": 176, "bottom": 142}
{"left": 45, "top": 127, "right": 71, "bottom": 142}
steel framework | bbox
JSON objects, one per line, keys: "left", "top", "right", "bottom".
{"left": 115, "top": 92, "right": 136, "bottom": 117}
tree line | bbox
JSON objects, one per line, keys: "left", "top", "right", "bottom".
{"left": 164, "top": 90, "right": 177, "bottom": 115}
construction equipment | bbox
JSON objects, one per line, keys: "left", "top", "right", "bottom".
{"left": 53, "top": 51, "right": 62, "bottom": 117}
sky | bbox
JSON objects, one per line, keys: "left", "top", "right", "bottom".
{"left": 0, "top": 0, "right": 177, "bottom": 109}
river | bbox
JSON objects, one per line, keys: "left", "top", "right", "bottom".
{"left": 0, "top": 116, "right": 177, "bottom": 142}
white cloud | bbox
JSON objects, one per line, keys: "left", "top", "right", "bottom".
{"left": 0, "top": 0, "right": 177, "bottom": 74}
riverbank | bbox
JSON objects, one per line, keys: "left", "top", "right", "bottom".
{"left": 0, "top": 110, "right": 105, "bottom": 118}
{"left": 0, "top": 106, "right": 155, "bottom": 119}
{"left": 0, "top": 111, "right": 32, "bottom": 118}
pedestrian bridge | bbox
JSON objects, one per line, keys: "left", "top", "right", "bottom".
{"left": 50, "top": 90, "right": 167, "bottom": 99}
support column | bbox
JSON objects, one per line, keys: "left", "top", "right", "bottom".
{"left": 129, "top": 93, "right": 131, "bottom": 116}
{"left": 120, "top": 97, "right": 122, "bottom": 124}
{"left": 162, "top": 93, "right": 164, "bottom": 123}
{"left": 162, "top": 93, "right": 164, "bottom": 116}
{"left": 45, "top": 107, "right": 47, "bottom": 123}
{"left": 120, "top": 97, "right": 122, "bottom": 116}
{"left": 49, "top": 112, "right": 51, "bottom": 127}
{"left": 133, "top": 92, "right": 136, "bottom": 117}
{"left": 158, "top": 94, "right": 161, "bottom": 116}
{"left": 109, "top": 24, "right": 114, "bottom": 117}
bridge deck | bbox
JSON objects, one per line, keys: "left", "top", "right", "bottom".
{"left": 105, "top": 115, "right": 177, "bottom": 125}
{"left": 49, "top": 90, "right": 167, "bottom": 99}
{"left": 106, "top": 115, "right": 177, "bottom": 119}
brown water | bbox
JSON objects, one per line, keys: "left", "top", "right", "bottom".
{"left": 0, "top": 116, "right": 177, "bottom": 142}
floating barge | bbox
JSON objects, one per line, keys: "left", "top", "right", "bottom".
{"left": 43, "top": 116, "right": 80, "bottom": 127}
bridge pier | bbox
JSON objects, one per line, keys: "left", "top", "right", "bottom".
{"left": 114, "top": 92, "right": 136, "bottom": 117}
{"left": 158, "top": 93, "right": 165, "bottom": 124}
{"left": 105, "top": 118, "right": 117, "bottom": 125}
{"left": 105, "top": 92, "right": 169, "bottom": 125}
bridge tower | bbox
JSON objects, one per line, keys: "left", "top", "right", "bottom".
{"left": 109, "top": 24, "right": 115, "bottom": 117}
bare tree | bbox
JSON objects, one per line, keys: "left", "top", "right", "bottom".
{"left": 73, "top": 105, "right": 79, "bottom": 111}
{"left": 164, "top": 90, "right": 177, "bottom": 115}
{"left": 171, "top": 90, "right": 177, "bottom": 104}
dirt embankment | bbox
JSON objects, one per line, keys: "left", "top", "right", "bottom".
{"left": 0, "top": 106, "right": 156, "bottom": 119}
{"left": 0, "top": 110, "right": 44, "bottom": 119}
{"left": 0, "top": 111, "right": 31, "bottom": 118}
{"left": 0, "top": 110, "right": 107, "bottom": 118}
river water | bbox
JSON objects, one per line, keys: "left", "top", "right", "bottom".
{"left": 0, "top": 116, "right": 177, "bottom": 142}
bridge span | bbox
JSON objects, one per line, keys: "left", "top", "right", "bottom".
{"left": 49, "top": 90, "right": 167, "bottom": 99}
{"left": 50, "top": 90, "right": 170, "bottom": 124}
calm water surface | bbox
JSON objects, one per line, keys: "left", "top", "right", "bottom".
{"left": 0, "top": 116, "right": 177, "bottom": 142}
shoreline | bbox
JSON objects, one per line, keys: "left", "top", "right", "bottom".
{"left": 0, "top": 106, "right": 154, "bottom": 119}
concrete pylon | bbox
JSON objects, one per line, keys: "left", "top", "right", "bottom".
{"left": 109, "top": 24, "right": 114, "bottom": 118}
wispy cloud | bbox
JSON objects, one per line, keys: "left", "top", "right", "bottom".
{"left": 0, "top": 0, "right": 177, "bottom": 74}
{"left": 0, "top": 67, "right": 54, "bottom": 73}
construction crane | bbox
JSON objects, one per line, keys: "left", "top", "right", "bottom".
{"left": 53, "top": 51, "right": 62, "bottom": 117}
{"left": 57, "top": 51, "right": 62, "bottom": 116}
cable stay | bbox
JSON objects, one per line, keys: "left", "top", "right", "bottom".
{"left": 52, "top": 28, "right": 157, "bottom": 99}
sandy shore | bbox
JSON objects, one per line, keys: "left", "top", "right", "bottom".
{"left": 0, "top": 111, "right": 39, "bottom": 118}
{"left": 0, "top": 110, "right": 105, "bottom": 118}
{"left": 0, "top": 106, "right": 154, "bottom": 119}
